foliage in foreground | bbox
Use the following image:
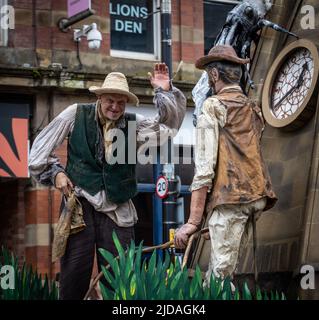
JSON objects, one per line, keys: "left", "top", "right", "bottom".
{"left": 0, "top": 247, "right": 58, "bottom": 300}
{"left": 99, "top": 232, "right": 286, "bottom": 300}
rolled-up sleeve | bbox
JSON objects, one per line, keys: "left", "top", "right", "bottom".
{"left": 136, "top": 86, "right": 187, "bottom": 149}
{"left": 190, "top": 97, "right": 227, "bottom": 192}
{"left": 28, "top": 104, "right": 77, "bottom": 185}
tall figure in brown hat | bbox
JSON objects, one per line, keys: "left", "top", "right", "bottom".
{"left": 29, "top": 63, "right": 186, "bottom": 299}
{"left": 174, "top": 45, "right": 277, "bottom": 285}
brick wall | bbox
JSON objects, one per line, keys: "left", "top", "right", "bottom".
{"left": 24, "top": 187, "right": 61, "bottom": 277}
{"left": 2, "top": 0, "right": 203, "bottom": 81}
{"left": 0, "top": 134, "right": 68, "bottom": 279}
{"left": 0, "top": 179, "right": 26, "bottom": 263}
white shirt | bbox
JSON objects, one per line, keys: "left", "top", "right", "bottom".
{"left": 29, "top": 87, "right": 187, "bottom": 227}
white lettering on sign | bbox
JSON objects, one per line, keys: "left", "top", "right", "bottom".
{"left": 115, "top": 19, "right": 142, "bottom": 34}
{"left": 110, "top": 3, "right": 148, "bottom": 18}
{"left": 110, "top": 2, "right": 148, "bottom": 35}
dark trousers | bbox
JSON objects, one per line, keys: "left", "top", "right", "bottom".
{"left": 59, "top": 197, "right": 135, "bottom": 300}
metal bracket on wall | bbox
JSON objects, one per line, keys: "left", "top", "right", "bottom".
{"left": 58, "top": 9, "right": 95, "bottom": 32}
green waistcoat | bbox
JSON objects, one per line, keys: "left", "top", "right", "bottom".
{"left": 65, "top": 103, "right": 138, "bottom": 204}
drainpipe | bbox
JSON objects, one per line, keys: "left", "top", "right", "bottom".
{"left": 160, "top": 0, "right": 180, "bottom": 248}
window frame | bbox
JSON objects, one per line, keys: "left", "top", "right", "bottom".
{"left": 203, "top": 0, "right": 242, "bottom": 54}
{"left": 110, "top": 0, "right": 161, "bottom": 61}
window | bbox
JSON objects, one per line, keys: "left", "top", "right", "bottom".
{"left": 110, "top": 0, "right": 160, "bottom": 60}
{"left": 204, "top": 0, "right": 242, "bottom": 54}
{"left": 0, "top": 0, "right": 8, "bottom": 46}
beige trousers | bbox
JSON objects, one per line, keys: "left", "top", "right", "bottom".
{"left": 204, "top": 198, "right": 267, "bottom": 285}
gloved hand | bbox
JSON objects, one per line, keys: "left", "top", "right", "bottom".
{"left": 174, "top": 223, "right": 198, "bottom": 249}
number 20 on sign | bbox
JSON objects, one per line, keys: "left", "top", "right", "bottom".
{"left": 156, "top": 176, "right": 169, "bottom": 199}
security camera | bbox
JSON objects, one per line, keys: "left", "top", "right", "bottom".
{"left": 88, "top": 39, "right": 101, "bottom": 50}
{"left": 87, "top": 23, "right": 102, "bottom": 50}
{"left": 73, "top": 23, "right": 102, "bottom": 50}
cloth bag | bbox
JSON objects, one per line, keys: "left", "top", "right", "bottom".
{"left": 52, "top": 192, "right": 86, "bottom": 262}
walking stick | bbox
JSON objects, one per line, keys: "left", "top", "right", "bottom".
{"left": 252, "top": 212, "right": 258, "bottom": 283}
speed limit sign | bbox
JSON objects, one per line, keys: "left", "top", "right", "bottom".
{"left": 156, "top": 175, "right": 169, "bottom": 199}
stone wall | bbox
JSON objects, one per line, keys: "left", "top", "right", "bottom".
{"left": 237, "top": 0, "right": 319, "bottom": 297}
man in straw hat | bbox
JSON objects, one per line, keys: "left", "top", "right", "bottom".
{"left": 174, "top": 45, "right": 277, "bottom": 285}
{"left": 29, "top": 63, "right": 186, "bottom": 299}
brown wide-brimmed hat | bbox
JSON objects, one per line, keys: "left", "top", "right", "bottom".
{"left": 89, "top": 72, "right": 139, "bottom": 106}
{"left": 195, "top": 45, "right": 250, "bottom": 70}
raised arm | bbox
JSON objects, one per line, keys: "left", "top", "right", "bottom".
{"left": 137, "top": 63, "right": 187, "bottom": 150}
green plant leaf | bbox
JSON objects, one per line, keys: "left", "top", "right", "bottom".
{"left": 167, "top": 262, "right": 174, "bottom": 279}
{"left": 163, "top": 251, "right": 171, "bottom": 271}
{"left": 222, "top": 277, "right": 232, "bottom": 300}
{"left": 112, "top": 231, "right": 126, "bottom": 273}
{"left": 242, "top": 282, "right": 252, "bottom": 300}
{"left": 234, "top": 287, "right": 240, "bottom": 300}
{"left": 130, "top": 274, "right": 137, "bottom": 297}
{"left": 119, "top": 280, "right": 127, "bottom": 300}
{"left": 124, "top": 249, "right": 134, "bottom": 283}
{"left": 99, "top": 248, "right": 115, "bottom": 267}
{"left": 134, "top": 242, "right": 143, "bottom": 274}
{"left": 101, "top": 265, "right": 117, "bottom": 290}
{"left": 148, "top": 250, "right": 156, "bottom": 276}
{"left": 100, "top": 282, "right": 114, "bottom": 300}
{"left": 156, "top": 280, "right": 166, "bottom": 300}
{"left": 256, "top": 286, "right": 263, "bottom": 301}
{"left": 170, "top": 271, "right": 182, "bottom": 291}
{"left": 190, "top": 275, "right": 198, "bottom": 299}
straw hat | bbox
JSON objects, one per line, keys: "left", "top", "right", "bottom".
{"left": 195, "top": 45, "right": 250, "bottom": 70}
{"left": 89, "top": 72, "right": 139, "bottom": 106}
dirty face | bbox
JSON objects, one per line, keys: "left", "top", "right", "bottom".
{"left": 98, "top": 93, "right": 128, "bottom": 121}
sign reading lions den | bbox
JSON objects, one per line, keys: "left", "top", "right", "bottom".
{"left": 110, "top": 0, "right": 154, "bottom": 54}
